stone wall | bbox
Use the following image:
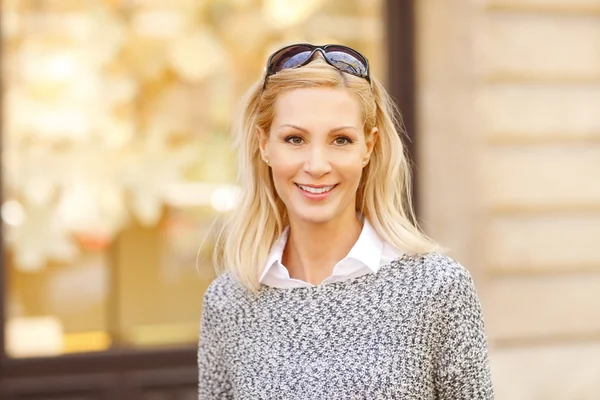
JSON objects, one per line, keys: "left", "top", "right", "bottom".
{"left": 416, "top": 0, "right": 600, "bottom": 398}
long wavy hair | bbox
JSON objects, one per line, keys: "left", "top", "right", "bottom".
{"left": 211, "top": 56, "right": 439, "bottom": 293}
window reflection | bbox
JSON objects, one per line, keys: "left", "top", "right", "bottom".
{"left": 2, "top": 0, "right": 385, "bottom": 358}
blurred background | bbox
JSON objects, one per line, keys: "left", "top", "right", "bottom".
{"left": 0, "top": 0, "right": 598, "bottom": 399}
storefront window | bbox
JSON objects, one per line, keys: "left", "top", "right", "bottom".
{"left": 2, "top": 0, "right": 386, "bottom": 358}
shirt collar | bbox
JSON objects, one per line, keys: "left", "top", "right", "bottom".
{"left": 259, "top": 218, "right": 385, "bottom": 283}
{"left": 346, "top": 217, "right": 385, "bottom": 273}
{"left": 260, "top": 226, "right": 290, "bottom": 282}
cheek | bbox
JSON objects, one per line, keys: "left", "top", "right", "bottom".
{"left": 337, "top": 159, "right": 365, "bottom": 181}
{"left": 268, "top": 162, "right": 297, "bottom": 195}
{"left": 269, "top": 159, "right": 296, "bottom": 177}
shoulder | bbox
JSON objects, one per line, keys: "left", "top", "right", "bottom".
{"left": 413, "top": 253, "right": 483, "bottom": 319}
{"left": 419, "top": 252, "right": 473, "bottom": 282}
{"left": 401, "top": 252, "right": 477, "bottom": 298}
{"left": 202, "top": 272, "right": 247, "bottom": 315}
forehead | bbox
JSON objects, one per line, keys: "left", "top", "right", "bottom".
{"left": 272, "top": 88, "right": 362, "bottom": 129}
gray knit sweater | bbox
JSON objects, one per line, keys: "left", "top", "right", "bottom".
{"left": 197, "top": 253, "right": 494, "bottom": 399}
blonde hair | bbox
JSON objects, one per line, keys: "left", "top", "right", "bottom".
{"left": 212, "top": 57, "right": 439, "bottom": 293}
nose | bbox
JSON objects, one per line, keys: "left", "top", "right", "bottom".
{"left": 302, "top": 146, "right": 332, "bottom": 178}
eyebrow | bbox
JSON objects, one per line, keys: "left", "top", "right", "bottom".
{"left": 277, "top": 124, "right": 359, "bottom": 134}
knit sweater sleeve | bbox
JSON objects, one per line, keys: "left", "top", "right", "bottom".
{"left": 433, "top": 259, "right": 495, "bottom": 399}
{"left": 197, "top": 287, "right": 233, "bottom": 400}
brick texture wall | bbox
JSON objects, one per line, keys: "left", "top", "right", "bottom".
{"left": 416, "top": 0, "right": 600, "bottom": 398}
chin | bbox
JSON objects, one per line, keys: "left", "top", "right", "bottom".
{"left": 290, "top": 207, "right": 342, "bottom": 226}
{"left": 297, "top": 215, "right": 334, "bottom": 225}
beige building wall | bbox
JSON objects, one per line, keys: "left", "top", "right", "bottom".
{"left": 416, "top": 0, "right": 600, "bottom": 398}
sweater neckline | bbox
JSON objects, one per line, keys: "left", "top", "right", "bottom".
{"left": 257, "top": 254, "right": 412, "bottom": 295}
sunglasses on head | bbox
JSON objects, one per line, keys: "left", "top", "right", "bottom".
{"left": 263, "top": 43, "right": 371, "bottom": 89}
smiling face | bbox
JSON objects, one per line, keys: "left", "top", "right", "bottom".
{"left": 259, "top": 87, "right": 377, "bottom": 228}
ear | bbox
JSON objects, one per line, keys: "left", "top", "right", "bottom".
{"left": 257, "top": 126, "right": 269, "bottom": 159}
{"left": 365, "top": 127, "right": 378, "bottom": 158}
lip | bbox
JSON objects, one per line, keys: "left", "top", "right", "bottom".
{"left": 296, "top": 184, "right": 336, "bottom": 188}
{"left": 295, "top": 183, "right": 337, "bottom": 200}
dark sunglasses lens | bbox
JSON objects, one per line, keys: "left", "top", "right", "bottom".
{"left": 325, "top": 47, "right": 368, "bottom": 76}
{"left": 270, "top": 45, "right": 313, "bottom": 73}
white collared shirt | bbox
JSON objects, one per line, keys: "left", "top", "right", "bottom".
{"left": 259, "top": 219, "right": 403, "bottom": 289}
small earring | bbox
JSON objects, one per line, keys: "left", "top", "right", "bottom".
{"left": 265, "top": 159, "right": 270, "bottom": 165}
{"left": 362, "top": 160, "right": 367, "bottom": 166}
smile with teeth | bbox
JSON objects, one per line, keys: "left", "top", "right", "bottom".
{"left": 296, "top": 184, "right": 336, "bottom": 194}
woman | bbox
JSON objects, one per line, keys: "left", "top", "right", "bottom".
{"left": 198, "top": 43, "right": 494, "bottom": 399}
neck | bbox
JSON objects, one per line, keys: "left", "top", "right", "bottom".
{"left": 282, "top": 211, "right": 363, "bottom": 285}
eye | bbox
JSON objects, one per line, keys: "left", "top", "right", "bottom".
{"left": 333, "top": 136, "right": 353, "bottom": 146}
{"left": 285, "top": 135, "right": 304, "bottom": 145}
